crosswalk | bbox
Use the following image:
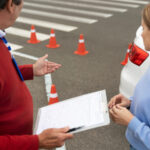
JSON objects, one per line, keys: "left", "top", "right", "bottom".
{"left": 8, "top": 0, "right": 148, "bottom": 51}
{"left": 6, "top": 27, "right": 49, "bottom": 41}
{"left": 9, "top": 43, "right": 23, "bottom": 51}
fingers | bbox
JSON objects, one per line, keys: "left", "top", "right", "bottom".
{"left": 39, "top": 127, "right": 73, "bottom": 148}
{"left": 55, "top": 127, "right": 70, "bottom": 133}
{"left": 109, "top": 105, "right": 120, "bottom": 116}
{"left": 108, "top": 94, "right": 123, "bottom": 109}
{"left": 108, "top": 95, "right": 117, "bottom": 109}
{"left": 47, "top": 62, "right": 61, "bottom": 68}
{"left": 41, "top": 54, "right": 48, "bottom": 60}
{"left": 51, "top": 127, "right": 74, "bottom": 144}
{"left": 116, "top": 104, "right": 123, "bottom": 109}
{"left": 46, "top": 62, "right": 62, "bottom": 73}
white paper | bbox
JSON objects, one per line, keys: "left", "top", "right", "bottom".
{"left": 34, "top": 90, "right": 109, "bottom": 134}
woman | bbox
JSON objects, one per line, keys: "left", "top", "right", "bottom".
{"left": 108, "top": 4, "right": 150, "bottom": 150}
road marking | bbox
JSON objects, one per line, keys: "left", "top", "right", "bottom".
{"left": 112, "top": 0, "right": 149, "bottom": 5}
{"left": 9, "top": 43, "right": 23, "bottom": 51}
{"left": 78, "top": 0, "right": 139, "bottom": 8}
{"left": 12, "top": 51, "right": 39, "bottom": 60}
{"left": 24, "top": 2, "right": 112, "bottom": 18}
{"left": 6, "top": 27, "right": 49, "bottom": 41}
{"left": 22, "top": 8, "right": 97, "bottom": 24}
{"left": 45, "top": 74, "right": 52, "bottom": 102}
{"left": 56, "top": 145, "right": 67, "bottom": 150}
{"left": 16, "top": 17, "right": 77, "bottom": 32}
{"left": 33, "top": 0, "right": 127, "bottom": 13}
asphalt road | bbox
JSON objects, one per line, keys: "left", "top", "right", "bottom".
{"left": 6, "top": 0, "right": 147, "bottom": 149}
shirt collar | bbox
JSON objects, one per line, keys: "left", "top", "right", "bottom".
{"left": 0, "top": 30, "right": 6, "bottom": 38}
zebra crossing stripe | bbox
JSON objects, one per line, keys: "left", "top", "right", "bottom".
{"left": 24, "top": 2, "right": 113, "bottom": 18}
{"left": 33, "top": 0, "right": 127, "bottom": 13}
{"left": 16, "top": 17, "right": 77, "bottom": 32}
{"left": 78, "top": 0, "right": 139, "bottom": 8}
{"left": 6, "top": 27, "right": 49, "bottom": 41}
{"left": 22, "top": 8, "right": 98, "bottom": 24}
{"left": 9, "top": 43, "right": 23, "bottom": 51}
{"left": 112, "top": 0, "right": 149, "bottom": 5}
{"left": 56, "top": 145, "right": 67, "bottom": 150}
{"left": 12, "top": 51, "right": 39, "bottom": 61}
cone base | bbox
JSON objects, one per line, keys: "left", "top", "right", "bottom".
{"left": 48, "top": 99, "right": 59, "bottom": 105}
{"left": 27, "top": 40, "right": 40, "bottom": 44}
{"left": 121, "top": 61, "right": 127, "bottom": 66}
{"left": 46, "top": 44, "right": 60, "bottom": 48}
{"left": 74, "top": 50, "right": 89, "bottom": 55}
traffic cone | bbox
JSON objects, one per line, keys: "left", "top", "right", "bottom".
{"left": 121, "top": 43, "right": 132, "bottom": 66}
{"left": 46, "top": 29, "right": 60, "bottom": 48}
{"left": 27, "top": 25, "right": 40, "bottom": 44}
{"left": 48, "top": 84, "right": 59, "bottom": 105}
{"left": 74, "top": 34, "right": 89, "bottom": 55}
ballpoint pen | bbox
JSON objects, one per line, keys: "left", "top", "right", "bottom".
{"left": 67, "top": 126, "right": 84, "bottom": 133}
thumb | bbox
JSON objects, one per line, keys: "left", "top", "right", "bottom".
{"left": 118, "top": 103, "right": 125, "bottom": 107}
{"left": 116, "top": 104, "right": 123, "bottom": 109}
{"left": 41, "top": 54, "right": 48, "bottom": 60}
{"left": 59, "top": 127, "right": 70, "bottom": 133}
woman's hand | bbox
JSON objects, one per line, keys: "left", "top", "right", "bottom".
{"left": 33, "top": 54, "right": 61, "bottom": 76}
{"left": 109, "top": 105, "right": 134, "bottom": 126}
{"left": 108, "top": 94, "right": 131, "bottom": 109}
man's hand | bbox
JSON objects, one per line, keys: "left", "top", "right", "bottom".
{"left": 108, "top": 94, "right": 131, "bottom": 109}
{"left": 38, "top": 127, "right": 73, "bottom": 149}
{"left": 109, "top": 105, "right": 134, "bottom": 126}
{"left": 33, "top": 54, "right": 61, "bottom": 76}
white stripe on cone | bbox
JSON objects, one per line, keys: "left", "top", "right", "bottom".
{"left": 50, "top": 93, "right": 58, "bottom": 98}
{"left": 79, "top": 39, "right": 84, "bottom": 43}
{"left": 50, "top": 33, "right": 55, "bottom": 37}
{"left": 31, "top": 29, "right": 36, "bottom": 32}
{"left": 127, "top": 49, "right": 130, "bottom": 53}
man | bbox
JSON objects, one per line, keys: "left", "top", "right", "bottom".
{"left": 0, "top": 0, "right": 73, "bottom": 149}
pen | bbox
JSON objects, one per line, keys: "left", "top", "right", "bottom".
{"left": 67, "top": 126, "right": 84, "bottom": 133}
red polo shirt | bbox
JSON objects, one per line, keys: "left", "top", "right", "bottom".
{"left": 0, "top": 39, "right": 39, "bottom": 150}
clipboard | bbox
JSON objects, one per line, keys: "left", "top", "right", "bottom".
{"left": 34, "top": 90, "right": 110, "bottom": 134}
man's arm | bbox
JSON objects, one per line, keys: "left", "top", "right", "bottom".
{"left": 19, "top": 64, "right": 33, "bottom": 80}
{"left": 0, "top": 135, "right": 38, "bottom": 150}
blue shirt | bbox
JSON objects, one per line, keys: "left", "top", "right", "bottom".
{"left": 126, "top": 66, "right": 150, "bottom": 150}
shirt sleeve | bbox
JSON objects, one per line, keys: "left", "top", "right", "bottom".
{"left": 127, "top": 116, "right": 150, "bottom": 149}
{"left": 19, "top": 65, "right": 34, "bottom": 80}
{"left": 0, "top": 135, "right": 39, "bottom": 150}
{"left": 129, "top": 96, "right": 133, "bottom": 101}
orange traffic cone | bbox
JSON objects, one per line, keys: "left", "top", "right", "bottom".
{"left": 48, "top": 84, "right": 59, "bottom": 105}
{"left": 27, "top": 25, "right": 40, "bottom": 44}
{"left": 121, "top": 43, "right": 132, "bottom": 66}
{"left": 46, "top": 29, "right": 60, "bottom": 48}
{"left": 74, "top": 34, "right": 89, "bottom": 55}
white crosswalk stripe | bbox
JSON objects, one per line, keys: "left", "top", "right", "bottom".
{"left": 78, "top": 0, "right": 139, "bottom": 8}
{"left": 9, "top": 43, "right": 23, "bottom": 51}
{"left": 33, "top": 0, "right": 127, "bottom": 13}
{"left": 12, "top": 51, "right": 39, "bottom": 60}
{"left": 24, "top": 2, "right": 113, "bottom": 18}
{"left": 111, "top": 0, "right": 149, "bottom": 5}
{"left": 16, "top": 17, "right": 78, "bottom": 32}
{"left": 21, "top": 8, "right": 98, "bottom": 24}
{"left": 6, "top": 27, "right": 49, "bottom": 41}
